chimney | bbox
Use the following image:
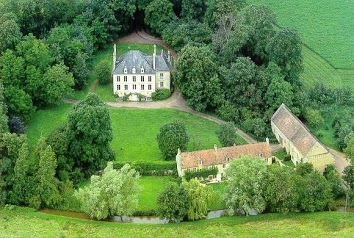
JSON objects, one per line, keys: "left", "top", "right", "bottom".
{"left": 153, "top": 44, "right": 156, "bottom": 70}
{"left": 161, "top": 49, "right": 164, "bottom": 56}
{"left": 177, "top": 148, "right": 181, "bottom": 155}
{"left": 113, "top": 44, "right": 117, "bottom": 70}
{"left": 266, "top": 137, "right": 269, "bottom": 145}
{"left": 214, "top": 144, "right": 217, "bottom": 152}
{"left": 167, "top": 50, "right": 171, "bottom": 63}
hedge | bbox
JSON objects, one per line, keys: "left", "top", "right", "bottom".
{"left": 152, "top": 89, "right": 171, "bottom": 101}
{"left": 184, "top": 167, "right": 218, "bottom": 181}
{"left": 113, "top": 161, "right": 177, "bottom": 176}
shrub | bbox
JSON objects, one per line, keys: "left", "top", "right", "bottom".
{"left": 152, "top": 89, "right": 171, "bottom": 101}
{"left": 96, "top": 60, "right": 111, "bottom": 85}
{"left": 304, "top": 108, "right": 324, "bottom": 128}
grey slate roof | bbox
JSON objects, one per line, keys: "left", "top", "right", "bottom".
{"left": 113, "top": 50, "right": 171, "bottom": 74}
{"left": 271, "top": 104, "right": 328, "bottom": 156}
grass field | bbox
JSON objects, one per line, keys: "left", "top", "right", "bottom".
{"left": 2, "top": 207, "right": 354, "bottom": 237}
{"left": 249, "top": 1, "right": 354, "bottom": 91}
{"left": 27, "top": 105, "right": 245, "bottom": 162}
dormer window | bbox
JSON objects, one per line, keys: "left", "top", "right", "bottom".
{"left": 141, "top": 67, "right": 144, "bottom": 73}
{"left": 132, "top": 67, "right": 136, "bottom": 74}
{"left": 124, "top": 67, "right": 127, "bottom": 74}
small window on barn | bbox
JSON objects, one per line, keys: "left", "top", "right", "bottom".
{"left": 124, "top": 67, "right": 127, "bottom": 74}
{"left": 141, "top": 67, "right": 144, "bottom": 73}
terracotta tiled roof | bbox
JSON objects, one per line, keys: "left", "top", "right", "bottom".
{"left": 180, "top": 142, "right": 271, "bottom": 169}
{"left": 271, "top": 104, "right": 326, "bottom": 156}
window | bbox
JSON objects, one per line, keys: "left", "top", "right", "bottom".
{"left": 124, "top": 85, "right": 128, "bottom": 90}
{"left": 160, "top": 73, "right": 163, "bottom": 79}
{"left": 160, "top": 82, "right": 164, "bottom": 88}
{"left": 148, "top": 76, "right": 152, "bottom": 82}
{"left": 117, "top": 85, "right": 120, "bottom": 90}
{"left": 133, "top": 76, "right": 136, "bottom": 82}
{"left": 141, "top": 85, "right": 145, "bottom": 90}
{"left": 141, "top": 76, "right": 144, "bottom": 82}
{"left": 124, "top": 76, "right": 127, "bottom": 82}
{"left": 148, "top": 85, "right": 152, "bottom": 90}
{"left": 141, "top": 67, "right": 144, "bottom": 73}
{"left": 222, "top": 164, "right": 225, "bottom": 168}
{"left": 132, "top": 67, "right": 136, "bottom": 74}
{"left": 133, "top": 84, "right": 136, "bottom": 90}
{"left": 117, "top": 76, "right": 120, "bottom": 82}
{"left": 124, "top": 67, "right": 127, "bottom": 74}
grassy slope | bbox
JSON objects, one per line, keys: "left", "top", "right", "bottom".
{"left": 27, "top": 105, "right": 245, "bottom": 161}
{"left": 2, "top": 207, "right": 354, "bottom": 238}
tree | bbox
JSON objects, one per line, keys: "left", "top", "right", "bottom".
{"left": 0, "top": 81, "right": 8, "bottom": 134}
{"left": 157, "top": 182, "right": 189, "bottom": 222}
{"left": 67, "top": 93, "right": 114, "bottom": 178}
{"left": 0, "top": 132, "right": 27, "bottom": 206}
{"left": 0, "top": 49, "right": 25, "bottom": 87}
{"left": 181, "top": 0, "right": 206, "bottom": 21}
{"left": 224, "top": 156, "right": 267, "bottom": 215}
{"left": 217, "top": 122, "right": 236, "bottom": 147}
{"left": 8, "top": 116, "right": 26, "bottom": 134}
{"left": 75, "top": 162, "right": 140, "bottom": 220}
{"left": 323, "top": 164, "right": 344, "bottom": 199}
{"left": 265, "top": 63, "right": 294, "bottom": 112}
{"left": 31, "top": 138, "right": 61, "bottom": 209}
{"left": 157, "top": 121, "right": 189, "bottom": 161}
{"left": 344, "top": 132, "right": 354, "bottom": 162}
{"left": 304, "top": 108, "right": 324, "bottom": 128}
{"left": 144, "top": 0, "right": 176, "bottom": 35}
{"left": 267, "top": 28, "right": 303, "bottom": 86}
{"left": 0, "top": 14, "right": 22, "bottom": 53}
{"left": 296, "top": 162, "right": 314, "bottom": 176}
{"left": 184, "top": 179, "right": 213, "bottom": 221}
{"left": 41, "top": 64, "right": 74, "bottom": 106}
{"left": 264, "top": 165, "right": 299, "bottom": 213}
{"left": 298, "top": 171, "right": 333, "bottom": 212}
{"left": 96, "top": 60, "right": 111, "bottom": 85}
{"left": 175, "top": 45, "right": 223, "bottom": 111}
{"left": 343, "top": 165, "right": 354, "bottom": 207}
{"left": 3, "top": 86, "right": 35, "bottom": 122}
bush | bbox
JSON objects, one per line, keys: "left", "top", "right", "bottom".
{"left": 114, "top": 161, "right": 177, "bottom": 176}
{"left": 184, "top": 167, "right": 218, "bottom": 181}
{"left": 304, "top": 108, "right": 324, "bottom": 128}
{"left": 132, "top": 209, "right": 157, "bottom": 216}
{"left": 152, "top": 89, "right": 171, "bottom": 101}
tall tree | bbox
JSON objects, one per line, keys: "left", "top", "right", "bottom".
{"left": 0, "top": 13, "right": 22, "bottom": 53}
{"left": 344, "top": 133, "right": 354, "bottom": 162}
{"left": 267, "top": 28, "right": 303, "bottom": 86}
{"left": 144, "top": 0, "right": 176, "bottom": 35}
{"left": 75, "top": 162, "right": 140, "bottom": 220}
{"left": 184, "top": 179, "right": 213, "bottom": 221}
{"left": 224, "top": 156, "right": 267, "bottom": 215}
{"left": 175, "top": 45, "right": 223, "bottom": 111}
{"left": 157, "top": 121, "right": 189, "bottom": 161}
{"left": 217, "top": 122, "right": 237, "bottom": 147}
{"left": 181, "top": 0, "right": 206, "bottom": 21}
{"left": 67, "top": 93, "right": 114, "bottom": 179}
{"left": 157, "top": 182, "right": 189, "bottom": 222}
{"left": 264, "top": 165, "right": 299, "bottom": 213}
{"left": 0, "top": 81, "right": 8, "bottom": 133}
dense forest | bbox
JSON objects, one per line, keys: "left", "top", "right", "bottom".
{"left": 0, "top": 0, "right": 353, "bottom": 218}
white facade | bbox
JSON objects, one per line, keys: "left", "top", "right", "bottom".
{"left": 112, "top": 44, "right": 171, "bottom": 100}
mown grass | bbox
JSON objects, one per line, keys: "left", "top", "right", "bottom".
{"left": 2, "top": 207, "right": 354, "bottom": 237}
{"left": 27, "top": 106, "right": 246, "bottom": 162}
{"left": 138, "top": 176, "right": 172, "bottom": 211}
{"left": 208, "top": 182, "right": 226, "bottom": 210}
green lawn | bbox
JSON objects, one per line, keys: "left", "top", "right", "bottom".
{"left": 208, "top": 182, "right": 226, "bottom": 210}
{"left": 273, "top": 149, "right": 294, "bottom": 167}
{"left": 2, "top": 207, "right": 354, "bottom": 237}
{"left": 27, "top": 106, "right": 246, "bottom": 162}
{"left": 138, "top": 176, "right": 172, "bottom": 211}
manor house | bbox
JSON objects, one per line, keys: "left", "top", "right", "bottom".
{"left": 112, "top": 44, "right": 172, "bottom": 101}
{"left": 271, "top": 104, "right": 335, "bottom": 172}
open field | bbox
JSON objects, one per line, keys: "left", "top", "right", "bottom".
{"left": 1, "top": 207, "right": 354, "bottom": 237}
{"left": 27, "top": 105, "right": 245, "bottom": 162}
{"left": 250, "top": 0, "right": 354, "bottom": 69}
{"left": 249, "top": 1, "right": 354, "bottom": 90}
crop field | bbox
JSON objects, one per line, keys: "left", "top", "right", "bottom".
{"left": 250, "top": 0, "right": 354, "bottom": 90}
{"left": 1, "top": 207, "right": 354, "bottom": 238}
{"left": 27, "top": 105, "right": 245, "bottom": 162}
